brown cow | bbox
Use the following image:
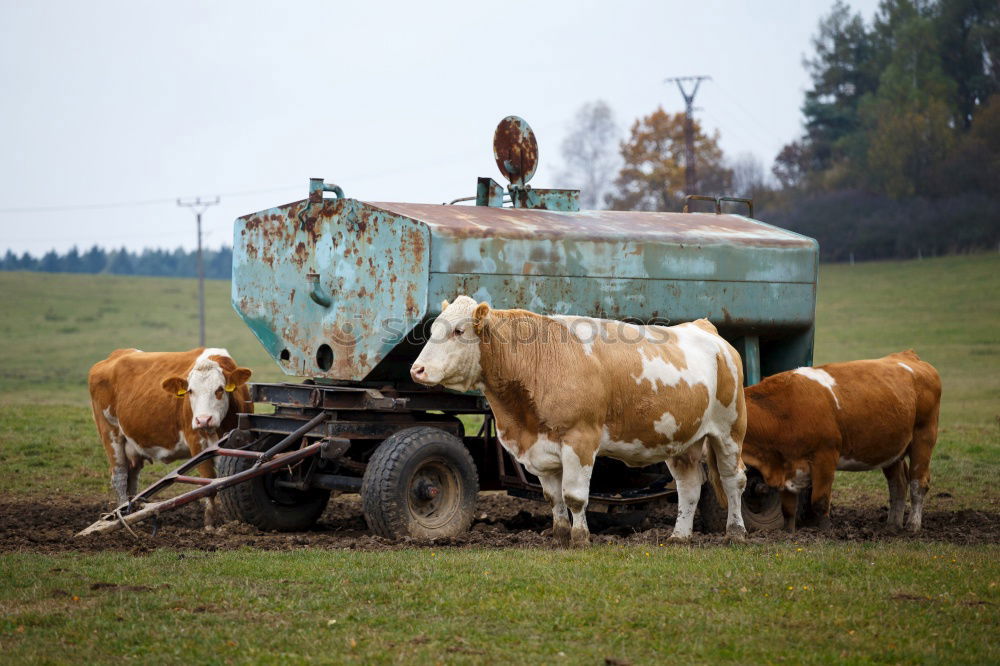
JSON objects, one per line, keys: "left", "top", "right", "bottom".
{"left": 88, "top": 348, "right": 252, "bottom": 527}
{"left": 409, "top": 296, "right": 749, "bottom": 545}
{"left": 741, "top": 351, "right": 941, "bottom": 532}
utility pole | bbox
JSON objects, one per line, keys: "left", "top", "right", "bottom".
{"left": 177, "top": 196, "right": 220, "bottom": 347}
{"left": 664, "top": 75, "right": 711, "bottom": 195}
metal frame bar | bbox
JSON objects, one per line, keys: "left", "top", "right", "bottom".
{"left": 77, "top": 431, "right": 325, "bottom": 537}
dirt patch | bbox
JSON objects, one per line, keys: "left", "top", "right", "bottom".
{"left": 1, "top": 493, "right": 999, "bottom": 554}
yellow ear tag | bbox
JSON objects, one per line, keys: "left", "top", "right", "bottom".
{"left": 176, "top": 389, "right": 187, "bottom": 397}
{"left": 225, "top": 384, "right": 235, "bottom": 392}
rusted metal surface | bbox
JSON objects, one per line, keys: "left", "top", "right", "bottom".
{"left": 476, "top": 177, "right": 505, "bottom": 207}
{"left": 233, "top": 191, "right": 817, "bottom": 381}
{"left": 508, "top": 187, "right": 581, "bottom": 211}
{"left": 233, "top": 197, "right": 430, "bottom": 381}
{"left": 370, "top": 201, "right": 811, "bottom": 245}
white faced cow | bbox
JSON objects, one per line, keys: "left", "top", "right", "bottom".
{"left": 88, "top": 348, "right": 252, "bottom": 528}
{"left": 410, "top": 296, "right": 748, "bottom": 545}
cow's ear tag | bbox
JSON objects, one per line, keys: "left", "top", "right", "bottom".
{"left": 176, "top": 389, "right": 187, "bottom": 397}
{"left": 224, "top": 383, "right": 235, "bottom": 393}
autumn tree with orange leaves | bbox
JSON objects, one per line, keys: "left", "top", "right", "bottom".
{"left": 606, "top": 108, "right": 732, "bottom": 212}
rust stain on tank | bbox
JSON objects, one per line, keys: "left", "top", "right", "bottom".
{"left": 293, "top": 241, "right": 308, "bottom": 268}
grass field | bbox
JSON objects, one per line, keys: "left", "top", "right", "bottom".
{"left": 1, "top": 254, "right": 998, "bottom": 663}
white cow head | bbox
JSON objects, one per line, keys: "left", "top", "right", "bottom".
{"left": 410, "top": 295, "right": 489, "bottom": 392}
{"left": 162, "top": 353, "right": 252, "bottom": 431}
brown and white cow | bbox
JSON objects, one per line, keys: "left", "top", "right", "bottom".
{"left": 410, "top": 296, "right": 748, "bottom": 545}
{"left": 88, "top": 348, "right": 253, "bottom": 527}
{"left": 741, "top": 351, "right": 941, "bottom": 532}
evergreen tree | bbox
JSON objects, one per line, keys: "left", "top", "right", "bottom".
{"left": 63, "top": 246, "right": 83, "bottom": 273}
{"left": 40, "top": 249, "right": 61, "bottom": 273}
{"left": 82, "top": 245, "right": 106, "bottom": 273}
{"left": 106, "top": 247, "right": 134, "bottom": 275}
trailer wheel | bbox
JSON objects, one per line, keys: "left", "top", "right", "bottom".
{"left": 362, "top": 426, "right": 478, "bottom": 539}
{"left": 697, "top": 467, "right": 794, "bottom": 533}
{"left": 217, "top": 437, "right": 330, "bottom": 532}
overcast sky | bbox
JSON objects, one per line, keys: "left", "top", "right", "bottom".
{"left": 1, "top": 0, "right": 881, "bottom": 256}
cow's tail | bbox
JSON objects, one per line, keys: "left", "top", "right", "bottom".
{"left": 704, "top": 443, "right": 728, "bottom": 509}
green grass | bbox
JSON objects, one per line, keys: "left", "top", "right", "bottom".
{"left": 1, "top": 544, "right": 997, "bottom": 664}
{"left": 0, "top": 256, "right": 998, "bottom": 663}
{"left": 814, "top": 254, "right": 1000, "bottom": 427}
{"left": 0, "top": 271, "right": 284, "bottom": 407}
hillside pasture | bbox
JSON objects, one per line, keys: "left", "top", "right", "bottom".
{"left": 0, "top": 254, "right": 998, "bottom": 662}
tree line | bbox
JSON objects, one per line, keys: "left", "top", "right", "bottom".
{"left": 558, "top": 0, "right": 999, "bottom": 261}
{"left": 0, "top": 245, "right": 234, "bottom": 279}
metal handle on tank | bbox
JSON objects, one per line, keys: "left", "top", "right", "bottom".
{"left": 682, "top": 195, "right": 753, "bottom": 218}
{"left": 298, "top": 178, "right": 345, "bottom": 230}
{"left": 306, "top": 271, "right": 332, "bottom": 307}
{"left": 309, "top": 178, "right": 344, "bottom": 201}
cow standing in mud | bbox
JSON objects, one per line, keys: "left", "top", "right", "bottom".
{"left": 88, "top": 348, "right": 253, "bottom": 528}
{"left": 410, "top": 296, "right": 748, "bottom": 545}
{"left": 741, "top": 351, "right": 941, "bottom": 532}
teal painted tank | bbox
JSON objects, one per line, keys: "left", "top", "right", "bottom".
{"left": 232, "top": 118, "right": 818, "bottom": 386}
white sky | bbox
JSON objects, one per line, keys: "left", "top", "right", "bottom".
{"left": 1, "top": 0, "right": 880, "bottom": 255}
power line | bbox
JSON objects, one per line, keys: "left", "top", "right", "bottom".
{"left": 0, "top": 196, "right": 176, "bottom": 214}
{"left": 712, "top": 81, "right": 790, "bottom": 147}
{"left": 0, "top": 184, "right": 300, "bottom": 214}
{"left": 664, "top": 75, "right": 711, "bottom": 195}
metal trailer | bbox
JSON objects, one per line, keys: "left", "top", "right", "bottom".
{"left": 80, "top": 117, "right": 818, "bottom": 539}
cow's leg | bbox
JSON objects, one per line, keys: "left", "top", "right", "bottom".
{"left": 706, "top": 434, "right": 747, "bottom": 540}
{"left": 780, "top": 489, "right": 799, "bottom": 532}
{"left": 560, "top": 431, "right": 597, "bottom": 547}
{"left": 93, "top": 405, "right": 128, "bottom": 506}
{"left": 882, "top": 459, "right": 908, "bottom": 529}
{"left": 666, "top": 446, "right": 704, "bottom": 541}
{"left": 189, "top": 436, "right": 220, "bottom": 529}
{"left": 906, "top": 421, "right": 938, "bottom": 532}
{"left": 110, "top": 464, "right": 129, "bottom": 506}
{"left": 126, "top": 459, "right": 143, "bottom": 500}
{"left": 808, "top": 452, "right": 837, "bottom": 530}
{"left": 538, "top": 471, "right": 570, "bottom": 546}
{"left": 108, "top": 433, "right": 130, "bottom": 507}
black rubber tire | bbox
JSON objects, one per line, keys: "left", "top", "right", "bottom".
{"left": 216, "top": 437, "right": 331, "bottom": 532}
{"left": 697, "top": 468, "right": 793, "bottom": 533}
{"left": 361, "top": 426, "right": 479, "bottom": 539}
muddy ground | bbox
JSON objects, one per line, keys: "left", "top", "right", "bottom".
{"left": 2, "top": 492, "right": 999, "bottom": 554}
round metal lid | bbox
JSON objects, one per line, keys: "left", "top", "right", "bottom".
{"left": 493, "top": 116, "right": 538, "bottom": 187}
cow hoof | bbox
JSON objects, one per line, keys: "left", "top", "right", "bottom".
{"left": 816, "top": 516, "right": 832, "bottom": 531}
{"left": 883, "top": 522, "right": 905, "bottom": 534}
{"left": 668, "top": 531, "right": 691, "bottom": 542}
{"left": 552, "top": 522, "right": 571, "bottom": 546}
{"left": 570, "top": 529, "right": 590, "bottom": 548}
{"left": 905, "top": 521, "right": 921, "bottom": 533}
{"left": 725, "top": 525, "right": 747, "bottom": 543}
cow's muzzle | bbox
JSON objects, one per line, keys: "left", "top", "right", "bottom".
{"left": 410, "top": 364, "right": 431, "bottom": 385}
